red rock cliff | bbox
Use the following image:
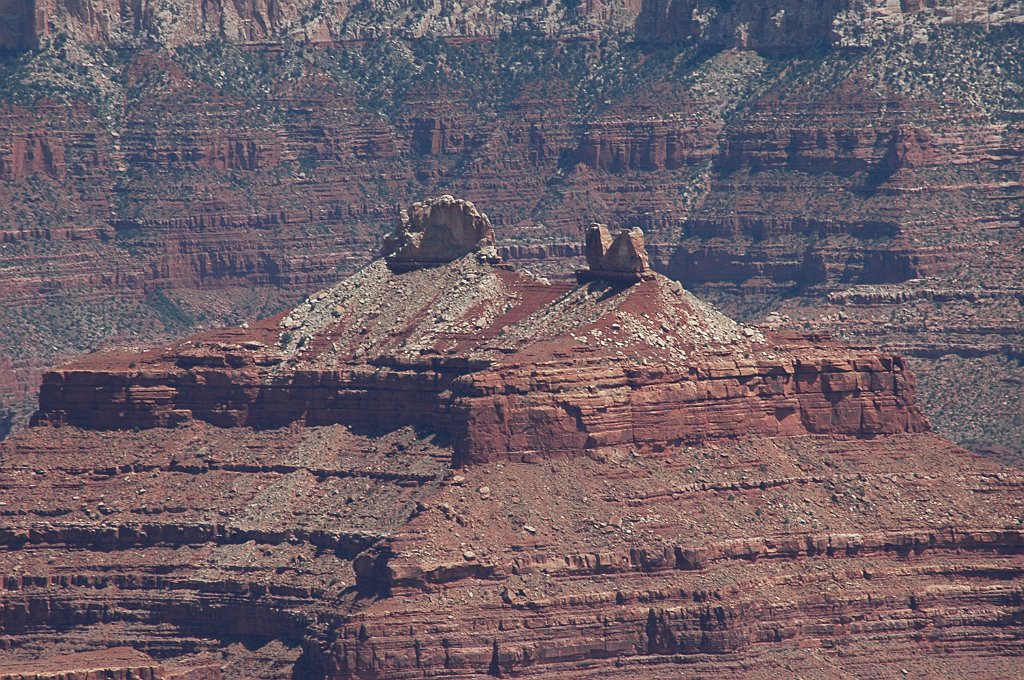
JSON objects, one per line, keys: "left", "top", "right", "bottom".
{"left": 32, "top": 203, "right": 927, "bottom": 465}
{"left": 0, "top": 201, "right": 1020, "bottom": 679}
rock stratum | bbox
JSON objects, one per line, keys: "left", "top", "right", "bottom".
{"left": 0, "top": 205, "right": 1021, "bottom": 678}
{"left": 2, "top": 0, "right": 1021, "bottom": 49}
{"left": 0, "top": 0, "right": 1022, "bottom": 463}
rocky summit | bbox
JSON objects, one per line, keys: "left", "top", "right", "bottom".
{"left": 0, "top": 199, "right": 1021, "bottom": 678}
{"left": 382, "top": 195, "right": 500, "bottom": 271}
{"left": 580, "top": 224, "right": 654, "bottom": 282}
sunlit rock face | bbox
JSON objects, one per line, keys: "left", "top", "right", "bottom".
{"left": 382, "top": 195, "right": 499, "bottom": 272}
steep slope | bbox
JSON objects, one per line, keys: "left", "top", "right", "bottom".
{"left": 0, "top": 202, "right": 1021, "bottom": 678}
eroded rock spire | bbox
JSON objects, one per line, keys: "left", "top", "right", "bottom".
{"left": 578, "top": 223, "right": 653, "bottom": 282}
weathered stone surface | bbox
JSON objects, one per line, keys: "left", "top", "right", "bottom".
{"left": 636, "top": 0, "right": 845, "bottom": 52}
{"left": 0, "top": 1, "right": 1021, "bottom": 671}
{"left": 0, "top": 0, "right": 333, "bottom": 49}
{"left": 31, "top": 214, "right": 926, "bottom": 464}
{"left": 0, "top": 424, "right": 1020, "bottom": 677}
{"left": 8, "top": 0, "right": 1018, "bottom": 52}
{"left": 636, "top": 0, "right": 1022, "bottom": 51}
{"left": 0, "top": 647, "right": 172, "bottom": 680}
{"left": 0, "top": 13, "right": 1020, "bottom": 460}
{"left": 382, "top": 195, "right": 498, "bottom": 271}
{"left": 580, "top": 224, "right": 653, "bottom": 282}
{"left": 1, "top": 208, "right": 1022, "bottom": 675}
{"left": 583, "top": 222, "right": 614, "bottom": 266}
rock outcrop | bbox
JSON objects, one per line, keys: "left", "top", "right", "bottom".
{"left": 0, "top": 648, "right": 177, "bottom": 680}
{"left": 0, "top": 0, "right": 641, "bottom": 49}
{"left": 7, "top": 0, "right": 1019, "bottom": 51}
{"left": 636, "top": 0, "right": 1024, "bottom": 50}
{"left": 1, "top": 202, "right": 1022, "bottom": 676}
{"left": 382, "top": 195, "right": 499, "bottom": 271}
{"left": 579, "top": 223, "right": 653, "bottom": 281}
{"left": 635, "top": 0, "right": 845, "bottom": 52}
{"left": 0, "top": 0, "right": 333, "bottom": 49}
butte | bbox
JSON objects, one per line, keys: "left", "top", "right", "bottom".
{"left": 0, "top": 196, "right": 1021, "bottom": 678}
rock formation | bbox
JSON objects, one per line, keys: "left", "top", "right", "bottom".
{"left": 1, "top": 201, "right": 1021, "bottom": 677}
{"left": 580, "top": 223, "right": 653, "bottom": 281}
{"left": 5, "top": 0, "right": 1019, "bottom": 51}
{"left": 0, "top": 648, "right": 174, "bottom": 680}
{"left": 31, "top": 204, "right": 927, "bottom": 464}
{"left": 0, "top": 0, "right": 332, "bottom": 49}
{"left": 636, "top": 0, "right": 1023, "bottom": 50}
{"left": 382, "top": 195, "right": 499, "bottom": 271}
{"left": 635, "top": 0, "right": 845, "bottom": 52}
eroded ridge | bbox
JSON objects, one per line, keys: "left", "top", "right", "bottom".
{"left": 33, "top": 199, "right": 926, "bottom": 465}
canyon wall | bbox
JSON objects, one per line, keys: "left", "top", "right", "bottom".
{"left": 32, "top": 337, "right": 928, "bottom": 461}
{"left": 1, "top": 405, "right": 1020, "bottom": 676}
{"left": 0, "top": 0, "right": 645, "bottom": 49}
{"left": 0, "top": 0, "right": 334, "bottom": 49}
{"left": 0, "top": 201, "right": 1020, "bottom": 678}
{"left": 0, "top": 1, "right": 1022, "bottom": 677}
{"left": 5, "top": 0, "right": 1021, "bottom": 50}
{"left": 0, "top": 1, "right": 1020, "bottom": 460}
{"left": 28, "top": 262, "right": 927, "bottom": 465}
{"left": 636, "top": 0, "right": 1024, "bottom": 50}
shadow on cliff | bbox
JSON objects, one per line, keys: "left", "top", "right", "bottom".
{"left": 0, "top": 408, "right": 12, "bottom": 442}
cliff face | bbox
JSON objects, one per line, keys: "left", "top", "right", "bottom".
{"left": 0, "top": 0, "right": 335, "bottom": 49}
{"left": 0, "top": 0, "right": 644, "bottom": 49}
{"left": 635, "top": 0, "right": 1023, "bottom": 50}
{"left": 0, "top": 648, "right": 172, "bottom": 680}
{"left": 6, "top": 0, "right": 1019, "bottom": 50}
{"left": 0, "top": 211, "right": 1021, "bottom": 677}
{"left": 0, "top": 2, "right": 1021, "bottom": 461}
{"left": 635, "top": 0, "right": 845, "bottom": 51}
{"left": 31, "top": 258, "right": 928, "bottom": 462}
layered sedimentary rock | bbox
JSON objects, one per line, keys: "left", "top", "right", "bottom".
{"left": 664, "top": 52, "right": 1024, "bottom": 458}
{"left": 33, "top": 205, "right": 926, "bottom": 464}
{"left": 0, "top": 1, "right": 1021, "bottom": 467}
{"left": 0, "top": 421, "right": 448, "bottom": 677}
{"left": 1, "top": 203, "right": 1022, "bottom": 677}
{"left": 0, "top": 0, "right": 643, "bottom": 49}
{"left": 8, "top": 0, "right": 1020, "bottom": 51}
{"left": 334, "top": 436, "right": 1024, "bottom": 678}
{"left": 636, "top": 0, "right": 1024, "bottom": 50}
{"left": 0, "top": 648, "right": 172, "bottom": 680}
{"left": 0, "top": 0, "right": 334, "bottom": 49}
{"left": 636, "top": 0, "right": 846, "bottom": 51}
{"left": 2, "top": 422, "right": 1022, "bottom": 677}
